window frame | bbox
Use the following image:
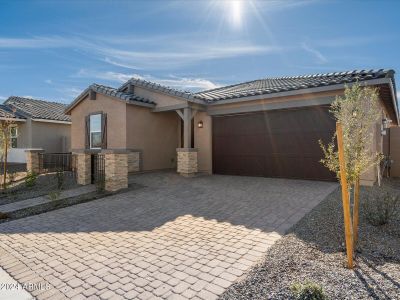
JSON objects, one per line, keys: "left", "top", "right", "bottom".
{"left": 89, "top": 113, "right": 102, "bottom": 149}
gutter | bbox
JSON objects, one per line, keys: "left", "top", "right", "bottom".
{"left": 0, "top": 117, "right": 26, "bottom": 122}
{"left": 32, "top": 118, "right": 71, "bottom": 125}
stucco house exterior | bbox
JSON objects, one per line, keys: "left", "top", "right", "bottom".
{"left": 0, "top": 96, "right": 71, "bottom": 163}
{"left": 65, "top": 69, "right": 398, "bottom": 189}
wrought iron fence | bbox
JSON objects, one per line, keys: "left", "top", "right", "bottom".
{"left": 91, "top": 154, "right": 105, "bottom": 190}
{"left": 39, "top": 152, "right": 73, "bottom": 173}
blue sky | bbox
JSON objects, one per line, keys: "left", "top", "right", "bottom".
{"left": 0, "top": 0, "right": 399, "bottom": 104}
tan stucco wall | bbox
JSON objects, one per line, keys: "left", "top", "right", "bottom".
{"left": 126, "top": 105, "right": 179, "bottom": 171}
{"left": 70, "top": 94, "right": 127, "bottom": 150}
{"left": 31, "top": 121, "right": 71, "bottom": 152}
{"left": 15, "top": 121, "right": 30, "bottom": 148}
{"left": 134, "top": 86, "right": 187, "bottom": 108}
{"left": 389, "top": 126, "right": 400, "bottom": 177}
{"left": 194, "top": 112, "right": 212, "bottom": 173}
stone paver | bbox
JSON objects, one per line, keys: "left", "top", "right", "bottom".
{"left": 0, "top": 172, "right": 337, "bottom": 299}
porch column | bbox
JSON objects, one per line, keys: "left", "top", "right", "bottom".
{"left": 176, "top": 107, "right": 198, "bottom": 176}
{"left": 183, "top": 107, "right": 191, "bottom": 148}
{"left": 73, "top": 150, "right": 91, "bottom": 185}
{"left": 102, "top": 149, "right": 129, "bottom": 192}
{"left": 128, "top": 149, "right": 141, "bottom": 173}
{"left": 25, "top": 149, "right": 44, "bottom": 174}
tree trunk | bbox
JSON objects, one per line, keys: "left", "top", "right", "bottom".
{"left": 352, "top": 177, "right": 360, "bottom": 250}
{"left": 336, "top": 122, "right": 354, "bottom": 269}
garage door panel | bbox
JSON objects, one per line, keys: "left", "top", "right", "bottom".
{"left": 212, "top": 106, "right": 336, "bottom": 181}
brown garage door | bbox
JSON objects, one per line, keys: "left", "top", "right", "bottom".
{"left": 212, "top": 106, "right": 336, "bottom": 181}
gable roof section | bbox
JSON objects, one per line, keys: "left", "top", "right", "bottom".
{"left": 118, "top": 78, "right": 196, "bottom": 101}
{"left": 194, "top": 69, "right": 396, "bottom": 102}
{"left": 4, "top": 96, "right": 71, "bottom": 122}
{"left": 65, "top": 83, "right": 156, "bottom": 114}
{"left": 0, "top": 104, "right": 26, "bottom": 120}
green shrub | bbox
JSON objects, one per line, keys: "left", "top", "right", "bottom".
{"left": 48, "top": 190, "right": 61, "bottom": 201}
{"left": 25, "top": 172, "right": 38, "bottom": 187}
{"left": 363, "top": 187, "right": 400, "bottom": 226}
{"left": 291, "top": 281, "right": 328, "bottom": 300}
{"left": 55, "top": 168, "right": 65, "bottom": 190}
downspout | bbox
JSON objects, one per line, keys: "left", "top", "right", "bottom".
{"left": 388, "top": 79, "right": 399, "bottom": 124}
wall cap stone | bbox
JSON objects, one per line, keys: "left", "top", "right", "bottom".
{"left": 24, "top": 149, "right": 44, "bottom": 153}
{"left": 72, "top": 149, "right": 100, "bottom": 154}
{"left": 101, "top": 149, "right": 132, "bottom": 154}
{"left": 176, "top": 148, "right": 198, "bottom": 152}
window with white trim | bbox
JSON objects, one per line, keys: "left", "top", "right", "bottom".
{"left": 10, "top": 126, "right": 17, "bottom": 148}
{"left": 90, "top": 114, "right": 102, "bottom": 149}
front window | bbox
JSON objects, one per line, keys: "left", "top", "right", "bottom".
{"left": 10, "top": 126, "right": 17, "bottom": 148}
{"left": 90, "top": 114, "right": 102, "bottom": 149}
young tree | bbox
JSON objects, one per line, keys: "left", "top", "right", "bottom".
{"left": 320, "top": 83, "right": 382, "bottom": 267}
{"left": 0, "top": 110, "right": 17, "bottom": 189}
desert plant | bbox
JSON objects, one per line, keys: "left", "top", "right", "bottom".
{"left": 25, "top": 171, "right": 38, "bottom": 187}
{"left": 48, "top": 190, "right": 61, "bottom": 201}
{"left": 364, "top": 187, "right": 400, "bottom": 226}
{"left": 0, "top": 114, "right": 17, "bottom": 190}
{"left": 7, "top": 171, "right": 16, "bottom": 184}
{"left": 291, "top": 281, "right": 328, "bottom": 300}
{"left": 55, "top": 168, "right": 65, "bottom": 190}
{"left": 319, "top": 83, "right": 382, "bottom": 268}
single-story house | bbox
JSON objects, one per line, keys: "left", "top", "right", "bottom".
{"left": 65, "top": 69, "right": 398, "bottom": 188}
{"left": 0, "top": 96, "right": 71, "bottom": 163}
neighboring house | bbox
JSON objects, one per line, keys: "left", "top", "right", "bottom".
{"left": 0, "top": 96, "right": 71, "bottom": 163}
{"left": 65, "top": 69, "right": 398, "bottom": 186}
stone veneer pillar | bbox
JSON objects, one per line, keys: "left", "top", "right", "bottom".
{"left": 177, "top": 148, "right": 198, "bottom": 177}
{"left": 103, "top": 149, "right": 129, "bottom": 192}
{"left": 128, "top": 150, "right": 141, "bottom": 173}
{"left": 74, "top": 151, "right": 92, "bottom": 185}
{"left": 25, "top": 149, "right": 44, "bottom": 174}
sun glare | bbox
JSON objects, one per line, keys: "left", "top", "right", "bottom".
{"left": 228, "top": 0, "right": 243, "bottom": 29}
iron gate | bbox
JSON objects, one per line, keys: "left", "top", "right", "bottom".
{"left": 39, "top": 153, "right": 73, "bottom": 173}
{"left": 91, "top": 154, "right": 105, "bottom": 189}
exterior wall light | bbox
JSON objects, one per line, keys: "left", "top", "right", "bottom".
{"left": 197, "top": 121, "right": 203, "bottom": 128}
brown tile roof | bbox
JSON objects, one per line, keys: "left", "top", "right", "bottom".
{"left": 194, "top": 69, "right": 396, "bottom": 103}
{"left": 4, "top": 96, "right": 71, "bottom": 122}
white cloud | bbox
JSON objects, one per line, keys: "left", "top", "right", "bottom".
{"left": 301, "top": 42, "right": 328, "bottom": 64}
{"left": 0, "top": 96, "right": 7, "bottom": 101}
{"left": 0, "top": 34, "right": 281, "bottom": 70}
{"left": 397, "top": 91, "right": 400, "bottom": 99}
{"left": 57, "top": 87, "right": 83, "bottom": 100}
{"left": 45, "top": 79, "right": 53, "bottom": 84}
{"left": 98, "top": 44, "right": 278, "bottom": 70}
{"left": 75, "top": 69, "right": 220, "bottom": 91}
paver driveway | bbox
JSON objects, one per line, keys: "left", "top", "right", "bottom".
{"left": 0, "top": 172, "right": 337, "bottom": 300}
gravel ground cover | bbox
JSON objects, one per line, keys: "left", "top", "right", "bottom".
{"left": 220, "top": 181, "right": 400, "bottom": 300}
{"left": 0, "top": 182, "right": 144, "bottom": 223}
{"left": 0, "top": 172, "right": 78, "bottom": 205}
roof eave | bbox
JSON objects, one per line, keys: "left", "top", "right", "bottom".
{"left": 205, "top": 78, "right": 393, "bottom": 104}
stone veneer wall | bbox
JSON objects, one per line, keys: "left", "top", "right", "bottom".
{"left": 25, "top": 149, "right": 44, "bottom": 174}
{"left": 128, "top": 151, "right": 141, "bottom": 173}
{"left": 177, "top": 148, "right": 198, "bottom": 177}
{"left": 104, "top": 151, "right": 128, "bottom": 192}
{"left": 75, "top": 153, "right": 91, "bottom": 185}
